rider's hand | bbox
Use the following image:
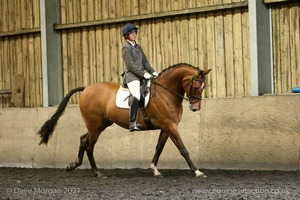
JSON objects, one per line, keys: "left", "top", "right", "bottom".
{"left": 152, "top": 71, "right": 159, "bottom": 78}
{"left": 143, "top": 72, "right": 152, "bottom": 79}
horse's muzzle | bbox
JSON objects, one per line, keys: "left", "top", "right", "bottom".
{"left": 189, "top": 103, "right": 201, "bottom": 112}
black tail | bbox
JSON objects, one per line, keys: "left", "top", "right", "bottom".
{"left": 37, "top": 86, "right": 85, "bottom": 145}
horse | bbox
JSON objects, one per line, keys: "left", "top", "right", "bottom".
{"left": 38, "top": 63, "right": 211, "bottom": 177}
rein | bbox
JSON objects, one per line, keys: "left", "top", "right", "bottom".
{"left": 152, "top": 80, "right": 189, "bottom": 101}
{"left": 152, "top": 74, "right": 204, "bottom": 103}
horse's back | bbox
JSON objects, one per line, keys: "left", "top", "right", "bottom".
{"left": 80, "top": 82, "right": 120, "bottom": 98}
{"left": 79, "top": 82, "right": 120, "bottom": 112}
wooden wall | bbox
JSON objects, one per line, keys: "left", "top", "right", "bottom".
{"left": 59, "top": 0, "right": 250, "bottom": 104}
{"left": 0, "top": 0, "right": 42, "bottom": 108}
{"left": 0, "top": 0, "right": 299, "bottom": 107}
{"left": 271, "top": 1, "right": 300, "bottom": 94}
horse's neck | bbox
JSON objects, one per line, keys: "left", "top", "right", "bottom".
{"left": 155, "top": 69, "right": 189, "bottom": 101}
{"left": 160, "top": 69, "right": 190, "bottom": 92}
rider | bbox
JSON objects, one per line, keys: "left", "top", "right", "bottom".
{"left": 121, "top": 23, "right": 158, "bottom": 131}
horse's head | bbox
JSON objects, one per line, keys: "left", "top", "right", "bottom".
{"left": 184, "top": 69, "right": 211, "bottom": 112}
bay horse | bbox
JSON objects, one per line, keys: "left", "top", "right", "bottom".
{"left": 38, "top": 63, "right": 211, "bottom": 177}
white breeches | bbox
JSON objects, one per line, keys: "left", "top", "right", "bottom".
{"left": 127, "top": 80, "right": 141, "bottom": 100}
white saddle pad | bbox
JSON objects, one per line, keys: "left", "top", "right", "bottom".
{"left": 116, "top": 86, "right": 151, "bottom": 109}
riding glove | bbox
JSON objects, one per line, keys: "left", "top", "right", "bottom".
{"left": 143, "top": 72, "right": 152, "bottom": 79}
{"left": 152, "top": 72, "right": 159, "bottom": 78}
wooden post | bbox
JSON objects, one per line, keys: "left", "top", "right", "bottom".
{"left": 40, "top": 0, "right": 63, "bottom": 106}
{"left": 11, "top": 75, "right": 25, "bottom": 107}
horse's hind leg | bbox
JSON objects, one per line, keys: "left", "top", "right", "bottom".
{"left": 66, "top": 133, "right": 88, "bottom": 172}
{"left": 86, "top": 120, "right": 113, "bottom": 177}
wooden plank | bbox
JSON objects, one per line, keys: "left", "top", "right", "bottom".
{"left": 289, "top": 4, "right": 296, "bottom": 89}
{"left": 7, "top": 0, "right": 15, "bottom": 97}
{"left": 188, "top": 14, "right": 198, "bottom": 67}
{"left": 272, "top": 7, "right": 279, "bottom": 93}
{"left": 264, "top": 0, "right": 297, "bottom": 3}
{"left": 214, "top": 0, "right": 226, "bottom": 97}
{"left": 0, "top": 28, "right": 40, "bottom": 37}
{"left": 21, "top": 0, "right": 29, "bottom": 106}
{"left": 279, "top": 5, "right": 291, "bottom": 93}
{"left": 241, "top": 9, "right": 251, "bottom": 96}
{"left": 21, "top": 0, "right": 28, "bottom": 29}
{"left": 289, "top": 3, "right": 299, "bottom": 89}
{"left": 81, "top": 0, "right": 90, "bottom": 86}
{"left": 28, "top": 34, "right": 36, "bottom": 106}
{"left": 117, "top": 25, "right": 124, "bottom": 84}
{"left": 34, "top": 33, "right": 42, "bottom": 106}
{"left": 61, "top": 0, "right": 68, "bottom": 93}
{"left": 54, "top": 1, "right": 248, "bottom": 30}
{"left": 95, "top": 27, "right": 104, "bottom": 82}
{"left": 115, "top": 0, "right": 124, "bottom": 18}
{"left": 180, "top": 15, "right": 189, "bottom": 63}
{"left": 102, "top": 26, "right": 111, "bottom": 82}
{"left": 205, "top": 12, "right": 216, "bottom": 98}
{"left": 66, "top": 0, "right": 75, "bottom": 102}
{"left": 110, "top": 26, "right": 119, "bottom": 83}
{"left": 0, "top": 90, "right": 13, "bottom": 94}
{"left": 27, "top": 0, "right": 34, "bottom": 28}
{"left": 21, "top": 37, "right": 29, "bottom": 107}
{"left": 109, "top": 0, "right": 118, "bottom": 83}
{"left": 294, "top": 4, "right": 300, "bottom": 86}
{"left": 11, "top": 75, "right": 25, "bottom": 107}
{"left": 232, "top": 8, "right": 244, "bottom": 96}
{"left": 102, "top": 0, "right": 109, "bottom": 19}
{"left": 101, "top": 1, "right": 110, "bottom": 82}
{"left": 148, "top": 20, "right": 156, "bottom": 69}
{"left": 33, "top": 0, "right": 41, "bottom": 106}
{"left": 1, "top": 0, "right": 9, "bottom": 31}
{"left": 171, "top": 0, "right": 181, "bottom": 65}
{"left": 139, "top": 0, "right": 148, "bottom": 15}
{"left": 223, "top": 0, "right": 234, "bottom": 97}
{"left": 132, "top": 0, "right": 139, "bottom": 16}
{"left": 171, "top": 16, "right": 180, "bottom": 65}
{"left": 95, "top": 0, "right": 104, "bottom": 82}
{"left": 108, "top": 0, "right": 116, "bottom": 19}
{"left": 33, "top": 0, "right": 40, "bottom": 27}
{"left": 88, "top": 0, "right": 97, "bottom": 84}
{"left": 8, "top": 0, "right": 15, "bottom": 31}
{"left": 197, "top": 13, "right": 207, "bottom": 70}
{"left": 154, "top": 19, "right": 163, "bottom": 71}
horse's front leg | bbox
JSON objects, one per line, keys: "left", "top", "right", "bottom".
{"left": 150, "top": 130, "right": 169, "bottom": 177}
{"left": 169, "top": 126, "right": 207, "bottom": 178}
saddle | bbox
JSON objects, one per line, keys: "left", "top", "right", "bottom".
{"left": 116, "top": 80, "right": 153, "bottom": 129}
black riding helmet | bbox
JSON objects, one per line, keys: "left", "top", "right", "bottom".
{"left": 122, "top": 23, "right": 138, "bottom": 36}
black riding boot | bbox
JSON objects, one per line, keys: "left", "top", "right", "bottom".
{"left": 129, "top": 97, "right": 140, "bottom": 132}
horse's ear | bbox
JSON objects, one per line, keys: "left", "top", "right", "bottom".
{"left": 204, "top": 69, "right": 212, "bottom": 75}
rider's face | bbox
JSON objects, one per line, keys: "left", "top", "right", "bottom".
{"left": 127, "top": 30, "right": 137, "bottom": 41}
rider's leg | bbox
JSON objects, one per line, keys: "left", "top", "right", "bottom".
{"left": 127, "top": 80, "right": 141, "bottom": 131}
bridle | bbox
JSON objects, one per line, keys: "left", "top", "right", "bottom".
{"left": 184, "top": 74, "right": 206, "bottom": 104}
{"left": 152, "top": 71, "right": 206, "bottom": 104}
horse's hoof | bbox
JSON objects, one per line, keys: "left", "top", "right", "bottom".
{"left": 195, "top": 170, "right": 207, "bottom": 178}
{"left": 154, "top": 174, "right": 163, "bottom": 178}
{"left": 94, "top": 171, "right": 107, "bottom": 179}
{"left": 196, "top": 173, "right": 207, "bottom": 178}
{"left": 66, "top": 164, "right": 75, "bottom": 172}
